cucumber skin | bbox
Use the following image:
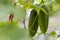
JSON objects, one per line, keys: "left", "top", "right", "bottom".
{"left": 28, "top": 9, "right": 38, "bottom": 37}
{"left": 38, "top": 5, "right": 49, "bottom": 34}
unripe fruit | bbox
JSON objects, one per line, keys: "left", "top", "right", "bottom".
{"left": 28, "top": 9, "right": 38, "bottom": 37}
{"left": 38, "top": 5, "right": 49, "bottom": 34}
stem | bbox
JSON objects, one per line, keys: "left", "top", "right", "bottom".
{"left": 36, "top": 33, "right": 40, "bottom": 40}
{"left": 44, "top": 34, "right": 47, "bottom": 40}
{"left": 39, "top": 0, "right": 44, "bottom": 5}
{"left": 23, "top": 19, "right": 26, "bottom": 29}
{"left": 44, "top": 33, "right": 49, "bottom": 40}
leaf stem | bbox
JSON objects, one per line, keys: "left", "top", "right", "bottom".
{"left": 39, "top": 0, "right": 44, "bottom": 5}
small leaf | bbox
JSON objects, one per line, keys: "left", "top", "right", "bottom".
{"left": 57, "top": 35, "right": 60, "bottom": 38}
{"left": 50, "top": 31, "right": 56, "bottom": 37}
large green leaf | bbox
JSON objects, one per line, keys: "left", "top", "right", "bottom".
{"left": 0, "top": 21, "right": 33, "bottom": 40}
{"left": 12, "top": 6, "right": 26, "bottom": 21}
{"left": 0, "top": 0, "right": 11, "bottom": 5}
{"left": 38, "top": 5, "right": 49, "bottom": 34}
{"left": 55, "top": 0, "right": 60, "bottom": 5}
{"left": 0, "top": 1, "right": 26, "bottom": 21}
{"left": 0, "top": 5, "right": 9, "bottom": 17}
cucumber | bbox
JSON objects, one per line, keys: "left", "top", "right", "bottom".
{"left": 38, "top": 5, "right": 49, "bottom": 34}
{"left": 28, "top": 9, "right": 38, "bottom": 37}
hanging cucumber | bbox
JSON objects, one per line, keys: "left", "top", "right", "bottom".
{"left": 28, "top": 9, "right": 38, "bottom": 37}
{"left": 38, "top": 5, "right": 49, "bottom": 34}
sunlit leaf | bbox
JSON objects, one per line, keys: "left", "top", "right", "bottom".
{"left": 55, "top": 0, "right": 60, "bottom": 5}
{"left": 11, "top": 6, "right": 26, "bottom": 21}
{"left": 0, "top": 21, "right": 33, "bottom": 40}
{"left": 29, "top": 0, "right": 34, "bottom": 3}
{"left": 36, "top": 0, "right": 42, "bottom": 4}
{"left": 0, "top": 5, "right": 9, "bottom": 17}
{"left": 0, "top": 0, "right": 11, "bottom": 5}
{"left": 0, "top": 4, "right": 26, "bottom": 21}
{"left": 0, "top": 4, "right": 15, "bottom": 21}
{"left": 50, "top": 31, "right": 56, "bottom": 37}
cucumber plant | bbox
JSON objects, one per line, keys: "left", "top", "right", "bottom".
{"left": 0, "top": 0, "right": 59, "bottom": 40}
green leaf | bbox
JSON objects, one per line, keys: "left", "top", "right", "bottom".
{"left": 38, "top": 5, "right": 49, "bottom": 34}
{"left": 0, "top": 4, "right": 26, "bottom": 21}
{"left": 0, "top": 0, "right": 26, "bottom": 21}
{"left": 0, "top": 0, "right": 11, "bottom": 5}
{"left": 55, "top": 0, "right": 60, "bottom": 5}
{"left": 0, "top": 5, "right": 9, "bottom": 17}
{"left": 19, "top": 0, "right": 34, "bottom": 4}
{"left": 0, "top": 0, "right": 15, "bottom": 21}
{"left": 29, "top": 0, "right": 34, "bottom": 3}
{"left": 50, "top": 31, "right": 56, "bottom": 37}
{"left": 28, "top": 9, "right": 38, "bottom": 37}
{"left": 36, "top": 0, "right": 42, "bottom": 4}
{"left": 12, "top": 6, "right": 26, "bottom": 21}
{"left": 0, "top": 21, "right": 33, "bottom": 40}
{"left": 57, "top": 35, "right": 60, "bottom": 38}
{"left": 0, "top": 4, "right": 15, "bottom": 21}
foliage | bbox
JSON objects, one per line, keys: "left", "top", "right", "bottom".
{"left": 49, "top": 31, "right": 56, "bottom": 37}
{"left": 55, "top": 0, "right": 60, "bottom": 5}
{"left": 0, "top": 21, "right": 33, "bottom": 40}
